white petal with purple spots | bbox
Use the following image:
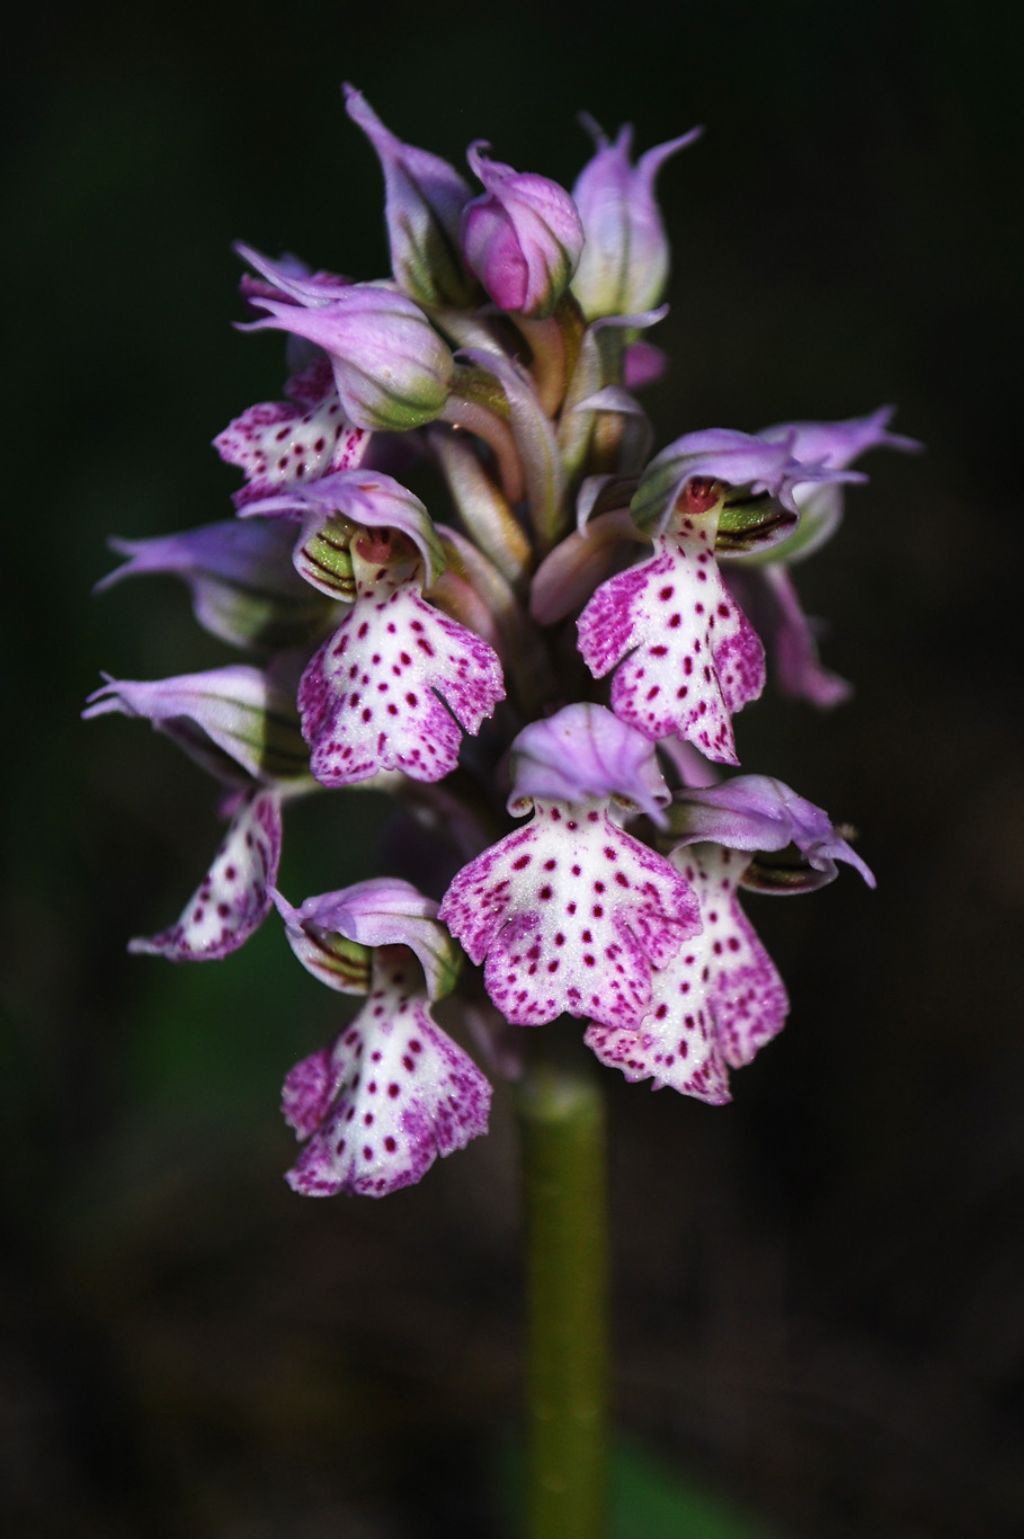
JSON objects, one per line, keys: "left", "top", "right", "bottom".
{"left": 282, "top": 952, "right": 490, "bottom": 1197}
{"left": 129, "top": 790, "right": 282, "bottom": 962}
{"left": 585, "top": 845, "right": 788, "bottom": 1099}
{"left": 214, "top": 360, "right": 370, "bottom": 508}
{"left": 298, "top": 557, "right": 505, "bottom": 786}
{"left": 439, "top": 799, "right": 700, "bottom": 1029}
{"left": 577, "top": 516, "right": 765, "bottom": 764}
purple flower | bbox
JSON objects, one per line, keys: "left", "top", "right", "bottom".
{"left": 672, "top": 774, "right": 876, "bottom": 890}
{"left": 96, "top": 518, "right": 333, "bottom": 653}
{"left": 344, "top": 85, "right": 477, "bottom": 309}
{"left": 587, "top": 776, "right": 872, "bottom": 1097}
{"left": 571, "top": 118, "right": 702, "bottom": 319}
{"left": 439, "top": 705, "right": 700, "bottom": 1029}
{"left": 585, "top": 843, "right": 787, "bottom": 1102}
{"left": 215, "top": 356, "right": 370, "bottom": 508}
{"left": 276, "top": 879, "right": 489, "bottom": 1197}
{"left": 461, "top": 143, "right": 584, "bottom": 318}
{"left": 242, "top": 472, "right": 505, "bottom": 785}
{"left": 236, "top": 245, "right": 453, "bottom": 431}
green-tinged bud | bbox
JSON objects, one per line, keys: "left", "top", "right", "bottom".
{"left": 237, "top": 245, "right": 454, "bottom": 432}
{"left": 344, "top": 85, "right": 479, "bottom": 310}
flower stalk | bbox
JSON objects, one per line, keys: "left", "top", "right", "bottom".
{"left": 518, "top": 1046, "right": 609, "bottom": 1539}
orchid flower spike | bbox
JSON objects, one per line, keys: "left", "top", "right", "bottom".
{"left": 88, "top": 84, "right": 903, "bottom": 1199}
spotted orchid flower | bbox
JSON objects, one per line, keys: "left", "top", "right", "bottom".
{"left": 576, "top": 429, "right": 859, "bottom": 762}
{"left": 276, "top": 878, "right": 490, "bottom": 1197}
{"left": 240, "top": 469, "right": 505, "bottom": 785}
{"left": 587, "top": 774, "right": 874, "bottom": 1099}
{"left": 83, "top": 665, "right": 308, "bottom": 958}
{"left": 439, "top": 705, "right": 701, "bottom": 1029}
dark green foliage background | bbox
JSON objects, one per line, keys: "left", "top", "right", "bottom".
{"left": 5, "top": 3, "right": 1022, "bottom": 1534}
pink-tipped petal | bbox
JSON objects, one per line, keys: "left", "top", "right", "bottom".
{"left": 672, "top": 774, "right": 875, "bottom": 889}
{"left": 279, "top": 877, "right": 461, "bottom": 1001}
{"left": 83, "top": 666, "right": 309, "bottom": 785}
{"left": 98, "top": 519, "right": 333, "bottom": 652}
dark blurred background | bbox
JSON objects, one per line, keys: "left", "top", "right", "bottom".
{"left": 5, "top": 2, "right": 1023, "bottom": 1535}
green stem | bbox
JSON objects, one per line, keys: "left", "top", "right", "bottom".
{"left": 517, "top": 1053, "right": 610, "bottom": 1539}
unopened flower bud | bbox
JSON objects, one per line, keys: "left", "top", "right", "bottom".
{"left": 344, "top": 84, "right": 478, "bottom": 310}
{"left": 571, "top": 119, "right": 702, "bottom": 319}
{"left": 237, "top": 245, "right": 453, "bottom": 432}
{"left": 461, "top": 143, "right": 584, "bottom": 318}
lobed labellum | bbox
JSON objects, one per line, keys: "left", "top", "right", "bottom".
{"left": 584, "top": 845, "right": 788, "bottom": 1100}
{"left": 281, "top": 952, "right": 491, "bottom": 1197}
{"left": 438, "top": 799, "right": 700, "bottom": 1030}
{"left": 214, "top": 360, "right": 370, "bottom": 508}
{"left": 298, "top": 558, "right": 505, "bottom": 786}
{"left": 129, "top": 790, "right": 283, "bottom": 962}
{"left": 577, "top": 515, "right": 765, "bottom": 764}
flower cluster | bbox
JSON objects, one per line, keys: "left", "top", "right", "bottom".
{"left": 88, "top": 86, "right": 915, "bottom": 1196}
